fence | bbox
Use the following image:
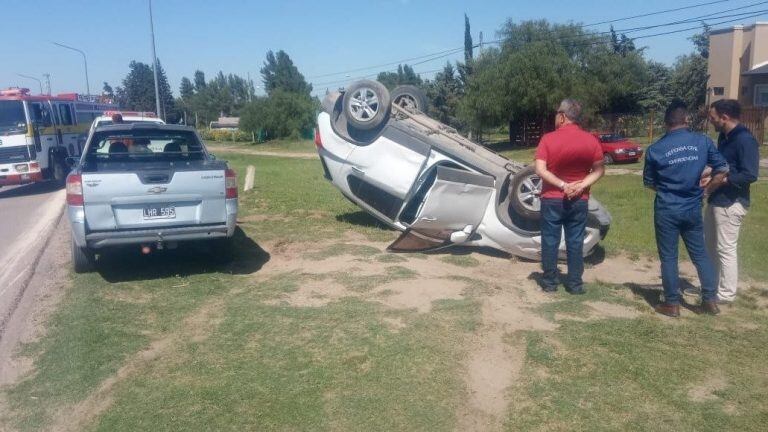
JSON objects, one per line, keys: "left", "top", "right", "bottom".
{"left": 741, "top": 107, "right": 767, "bottom": 146}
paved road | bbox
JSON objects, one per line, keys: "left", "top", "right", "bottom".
{"left": 0, "top": 181, "right": 65, "bottom": 347}
{"left": 0, "top": 182, "right": 63, "bottom": 260}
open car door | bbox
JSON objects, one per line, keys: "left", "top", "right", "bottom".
{"left": 388, "top": 165, "right": 495, "bottom": 252}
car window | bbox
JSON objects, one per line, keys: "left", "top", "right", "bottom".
{"left": 83, "top": 130, "right": 206, "bottom": 171}
{"left": 598, "top": 134, "right": 624, "bottom": 143}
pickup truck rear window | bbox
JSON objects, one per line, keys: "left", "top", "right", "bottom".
{"left": 82, "top": 130, "right": 206, "bottom": 171}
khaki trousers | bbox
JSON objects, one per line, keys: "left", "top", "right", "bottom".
{"left": 704, "top": 202, "right": 747, "bottom": 302}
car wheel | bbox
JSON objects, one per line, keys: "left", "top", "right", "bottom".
{"left": 391, "top": 85, "right": 428, "bottom": 112}
{"left": 71, "top": 235, "right": 94, "bottom": 273}
{"left": 509, "top": 166, "right": 542, "bottom": 222}
{"left": 342, "top": 80, "right": 391, "bottom": 131}
{"left": 603, "top": 153, "right": 614, "bottom": 165}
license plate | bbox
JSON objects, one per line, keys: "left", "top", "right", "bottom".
{"left": 628, "top": 152, "right": 636, "bottom": 156}
{"left": 143, "top": 205, "right": 176, "bottom": 219}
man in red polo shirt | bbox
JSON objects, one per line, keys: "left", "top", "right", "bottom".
{"left": 534, "top": 99, "right": 605, "bottom": 294}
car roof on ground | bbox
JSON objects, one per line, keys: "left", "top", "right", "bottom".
{"left": 93, "top": 123, "right": 195, "bottom": 133}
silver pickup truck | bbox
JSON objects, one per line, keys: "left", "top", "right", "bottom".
{"left": 66, "top": 123, "right": 238, "bottom": 272}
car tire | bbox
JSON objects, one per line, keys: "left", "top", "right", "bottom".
{"left": 391, "top": 85, "right": 428, "bottom": 112}
{"left": 509, "top": 166, "right": 542, "bottom": 223}
{"left": 603, "top": 153, "right": 614, "bottom": 165}
{"left": 342, "top": 80, "right": 391, "bottom": 132}
{"left": 71, "top": 235, "right": 94, "bottom": 273}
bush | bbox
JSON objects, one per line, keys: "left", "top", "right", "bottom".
{"left": 239, "top": 90, "right": 318, "bottom": 141}
{"left": 200, "top": 128, "right": 252, "bottom": 142}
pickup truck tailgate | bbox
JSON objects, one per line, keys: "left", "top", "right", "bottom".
{"left": 82, "top": 168, "right": 227, "bottom": 231}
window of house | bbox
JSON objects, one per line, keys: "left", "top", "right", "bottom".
{"left": 755, "top": 84, "right": 768, "bottom": 107}
{"left": 713, "top": 87, "right": 725, "bottom": 96}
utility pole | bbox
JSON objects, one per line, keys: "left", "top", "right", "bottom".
{"left": 148, "top": 0, "right": 162, "bottom": 120}
{"left": 479, "top": 31, "right": 483, "bottom": 55}
{"left": 52, "top": 42, "right": 90, "bottom": 95}
{"left": 43, "top": 73, "right": 51, "bottom": 95}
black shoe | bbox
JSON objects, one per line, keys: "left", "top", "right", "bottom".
{"left": 541, "top": 285, "right": 558, "bottom": 293}
{"left": 566, "top": 287, "right": 586, "bottom": 295}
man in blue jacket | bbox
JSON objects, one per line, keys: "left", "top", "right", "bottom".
{"left": 704, "top": 99, "right": 760, "bottom": 304}
{"left": 643, "top": 100, "right": 728, "bottom": 317}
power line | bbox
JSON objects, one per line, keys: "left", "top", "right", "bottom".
{"left": 307, "top": 0, "right": 744, "bottom": 81}
{"left": 311, "top": 8, "right": 767, "bottom": 91}
{"left": 584, "top": 0, "right": 732, "bottom": 26}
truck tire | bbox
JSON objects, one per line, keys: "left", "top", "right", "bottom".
{"left": 342, "top": 80, "right": 391, "bottom": 132}
{"left": 50, "top": 151, "right": 68, "bottom": 186}
{"left": 72, "top": 235, "right": 94, "bottom": 273}
{"left": 391, "top": 85, "right": 428, "bottom": 112}
{"left": 509, "top": 166, "right": 542, "bottom": 223}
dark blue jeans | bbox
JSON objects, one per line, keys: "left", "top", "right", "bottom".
{"left": 541, "top": 198, "right": 588, "bottom": 290}
{"left": 654, "top": 203, "right": 717, "bottom": 304}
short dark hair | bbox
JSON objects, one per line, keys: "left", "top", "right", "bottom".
{"left": 664, "top": 99, "right": 688, "bottom": 127}
{"left": 711, "top": 99, "right": 741, "bottom": 120}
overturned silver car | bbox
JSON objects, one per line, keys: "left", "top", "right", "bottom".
{"left": 315, "top": 80, "right": 611, "bottom": 260}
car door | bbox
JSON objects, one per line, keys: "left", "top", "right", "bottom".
{"left": 343, "top": 126, "right": 431, "bottom": 223}
{"left": 54, "top": 102, "right": 80, "bottom": 156}
{"left": 388, "top": 165, "right": 495, "bottom": 252}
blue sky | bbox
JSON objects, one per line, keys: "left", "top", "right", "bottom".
{"left": 1, "top": 0, "right": 765, "bottom": 98}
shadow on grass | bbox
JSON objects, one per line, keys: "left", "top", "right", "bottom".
{"left": 335, "top": 211, "right": 392, "bottom": 231}
{"left": 624, "top": 281, "right": 701, "bottom": 314}
{"left": 95, "top": 227, "right": 270, "bottom": 283}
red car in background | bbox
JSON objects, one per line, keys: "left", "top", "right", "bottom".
{"left": 593, "top": 132, "right": 644, "bottom": 164}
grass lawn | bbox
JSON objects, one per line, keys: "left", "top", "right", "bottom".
{"left": 205, "top": 139, "right": 316, "bottom": 154}
{"left": 2, "top": 151, "right": 767, "bottom": 431}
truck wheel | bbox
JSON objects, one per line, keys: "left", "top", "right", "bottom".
{"left": 391, "top": 85, "right": 428, "bottom": 111}
{"left": 342, "top": 80, "right": 391, "bottom": 131}
{"left": 72, "top": 235, "right": 94, "bottom": 273}
{"left": 51, "top": 154, "right": 67, "bottom": 186}
{"left": 509, "top": 166, "right": 542, "bottom": 223}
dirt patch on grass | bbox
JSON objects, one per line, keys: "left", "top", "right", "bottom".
{"left": 266, "top": 279, "right": 352, "bottom": 308}
{"left": 688, "top": 374, "right": 728, "bottom": 402}
{"left": 585, "top": 301, "right": 642, "bottom": 319}
{"left": 374, "top": 278, "right": 466, "bottom": 313}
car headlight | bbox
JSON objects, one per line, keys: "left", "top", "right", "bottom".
{"left": 14, "top": 163, "right": 29, "bottom": 172}
{"left": 615, "top": 149, "right": 626, "bottom": 154}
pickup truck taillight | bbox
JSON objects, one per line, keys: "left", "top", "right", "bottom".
{"left": 66, "top": 174, "right": 84, "bottom": 205}
{"left": 225, "top": 168, "right": 237, "bottom": 199}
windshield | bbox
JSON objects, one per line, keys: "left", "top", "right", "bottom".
{"left": 598, "top": 133, "right": 625, "bottom": 143}
{"left": 0, "top": 101, "right": 27, "bottom": 134}
{"left": 83, "top": 129, "right": 206, "bottom": 170}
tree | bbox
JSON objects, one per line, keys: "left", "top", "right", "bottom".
{"left": 118, "top": 60, "right": 176, "bottom": 121}
{"left": 193, "top": 70, "right": 206, "bottom": 91}
{"left": 102, "top": 82, "right": 114, "bottom": 103}
{"left": 240, "top": 90, "right": 317, "bottom": 140}
{"left": 425, "top": 62, "right": 464, "bottom": 128}
{"left": 669, "top": 25, "right": 711, "bottom": 127}
{"left": 464, "top": 13, "right": 473, "bottom": 64}
{"left": 121, "top": 61, "right": 156, "bottom": 112}
{"left": 639, "top": 62, "right": 672, "bottom": 112}
{"left": 377, "top": 64, "right": 423, "bottom": 89}
{"left": 260, "top": 50, "right": 312, "bottom": 96}
{"left": 179, "top": 77, "right": 194, "bottom": 100}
